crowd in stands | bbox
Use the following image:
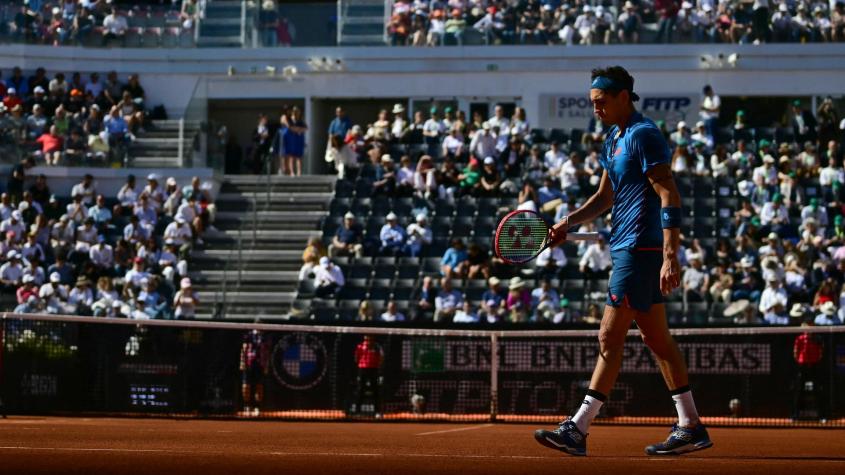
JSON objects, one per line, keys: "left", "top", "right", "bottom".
{"left": 1, "top": 166, "right": 216, "bottom": 319}
{"left": 388, "top": 0, "right": 845, "bottom": 46}
{"left": 0, "top": 0, "right": 199, "bottom": 47}
{"left": 300, "top": 87, "right": 845, "bottom": 327}
{"left": 0, "top": 66, "right": 151, "bottom": 166}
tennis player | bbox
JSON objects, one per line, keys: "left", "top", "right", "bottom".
{"left": 533, "top": 66, "right": 712, "bottom": 456}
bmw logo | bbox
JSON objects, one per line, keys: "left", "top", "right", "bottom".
{"left": 271, "top": 333, "right": 328, "bottom": 390}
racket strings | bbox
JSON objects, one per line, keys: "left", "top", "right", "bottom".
{"left": 496, "top": 214, "right": 549, "bottom": 262}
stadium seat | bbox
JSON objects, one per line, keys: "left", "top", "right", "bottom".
{"left": 434, "top": 199, "right": 456, "bottom": 217}
{"left": 335, "top": 180, "right": 354, "bottom": 197}
{"left": 352, "top": 198, "right": 372, "bottom": 216}
{"left": 529, "top": 128, "right": 548, "bottom": 144}
{"left": 310, "top": 308, "right": 338, "bottom": 322}
{"left": 397, "top": 263, "right": 420, "bottom": 279}
{"left": 453, "top": 217, "right": 475, "bottom": 238}
{"left": 346, "top": 264, "right": 373, "bottom": 279}
{"left": 330, "top": 198, "right": 351, "bottom": 216}
{"left": 337, "top": 285, "right": 367, "bottom": 301}
{"left": 373, "top": 264, "right": 396, "bottom": 279}
{"left": 456, "top": 197, "right": 478, "bottom": 217}
{"left": 549, "top": 128, "right": 567, "bottom": 143}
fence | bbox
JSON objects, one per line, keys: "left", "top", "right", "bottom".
{"left": 1, "top": 313, "right": 843, "bottom": 427}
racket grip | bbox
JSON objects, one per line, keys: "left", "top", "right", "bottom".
{"left": 566, "top": 232, "right": 601, "bottom": 241}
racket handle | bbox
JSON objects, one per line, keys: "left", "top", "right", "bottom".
{"left": 566, "top": 232, "right": 601, "bottom": 241}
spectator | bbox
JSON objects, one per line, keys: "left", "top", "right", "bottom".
{"left": 102, "top": 8, "right": 128, "bottom": 46}
{"left": 453, "top": 301, "right": 480, "bottom": 323}
{"left": 617, "top": 1, "right": 642, "bottom": 43}
{"left": 791, "top": 100, "right": 817, "bottom": 144}
{"left": 379, "top": 300, "right": 406, "bottom": 322}
{"left": 329, "top": 212, "right": 364, "bottom": 258}
{"left": 405, "top": 213, "right": 432, "bottom": 258}
{"left": 532, "top": 277, "right": 560, "bottom": 322}
{"left": 759, "top": 276, "right": 789, "bottom": 324}
{"left": 814, "top": 301, "right": 842, "bottom": 325}
{"left": 441, "top": 238, "right": 468, "bottom": 278}
{"left": 313, "top": 256, "right": 344, "bottom": 299}
{"left": 174, "top": 277, "right": 198, "bottom": 319}
{"left": 283, "top": 106, "right": 307, "bottom": 176}
{"left": 373, "top": 155, "right": 397, "bottom": 195}
{"left": 682, "top": 254, "right": 709, "bottom": 303}
{"left": 506, "top": 276, "right": 531, "bottom": 322}
{"left": 457, "top": 158, "right": 481, "bottom": 195}
{"left": 434, "top": 277, "right": 462, "bottom": 322}
{"left": 481, "top": 276, "right": 507, "bottom": 323}
{"left": 1, "top": 251, "right": 24, "bottom": 292}
{"left": 299, "top": 237, "right": 327, "bottom": 281}
{"left": 412, "top": 275, "right": 436, "bottom": 321}
{"left": 536, "top": 244, "right": 568, "bottom": 281}
{"left": 466, "top": 242, "right": 491, "bottom": 280}
{"left": 654, "top": 0, "right": 680, "bottom": 43}
{"left": 423, "top": 108, "right": 444, "bottom": 157}
{"left": 358, "top": 300, "right": 374, "bottom": 322}
{"left": 379, "top": 212, "right": 407, "bottom": 255}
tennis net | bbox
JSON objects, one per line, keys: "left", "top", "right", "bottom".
{"left": 1, "top": 313, "right": 843, "bottom": 427}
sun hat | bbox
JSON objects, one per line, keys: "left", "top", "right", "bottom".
{"left": 508, "top": 276, "right": 526, "bottom": 290}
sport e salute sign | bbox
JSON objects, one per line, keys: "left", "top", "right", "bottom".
{"left": 403, "top": 340, "right": 770, "bottom": 375}
{"left": 540, "top": 94, "right": 696, "bottom": 131}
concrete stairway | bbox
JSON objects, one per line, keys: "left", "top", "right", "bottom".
{"left": 191, "top": 174, "right": 336, "bottom": 320}
{"left": 129, "top": 119, "right": 200, "bottom": 168}
{"left": 197, "top": 0, "right": 246, "bottom": 47}
{"left": 339, "top": 0, "right": 387, "bottom": 46}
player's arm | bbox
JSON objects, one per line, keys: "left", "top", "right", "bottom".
{"left": 646, "top": 163, "right": 682, "bottom": 295}
{"left": 549, "top": 169, "right": 613, "bottom": 245}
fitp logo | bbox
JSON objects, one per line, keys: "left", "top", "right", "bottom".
{"left": 271, "top": 333, "right": 328, "bottom": 390}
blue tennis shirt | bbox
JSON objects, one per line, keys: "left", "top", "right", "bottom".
{"left": 598, "top": 112, "right": 671, "bottom": 252}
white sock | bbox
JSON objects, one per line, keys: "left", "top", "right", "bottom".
{"left": 672, "top": 389, "right": 700, "bottom": 428}
{"left": 571, "top": 395, "right": 603, "bottom": 435}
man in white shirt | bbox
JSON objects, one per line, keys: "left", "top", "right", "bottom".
{"left": 559, "top": 152, "right": 581, "bottom": 190}
{"left": 124, "top": 257, "right": 150, "bottom": 290}
{"left": 544, "top": 141, "right": 567, "bottom": 176}
{"left": 699, "top": 84, "right": 720, "bottom": 142}
{"left": 0, "top": 210, "right": 26, "bottom": 243}
{"left": 71, "top": 174, "right": 97, "bottom": 206}
{"left": 74, "top": 217, "right": 98, "bottom": 253}
{"left": 580, "top": 234, "right": 612, "bottom": 295}
{"left": 0, "top": 193, "right": 14, "bottom": 221}
{"left": 89, "top": 235, "right": 114, "bottom": 272}
{"left": 486, "top": 104, "right": 510, "bottom": 132}
{"left": 453, "top": 301, "right": 480, "bottom": 323}
{"left": 800, "top": 198, "right": 828, "bottom": 236}
{"left": 143, "top": 173, "right": 166, "bottom": 212}
{"left": 531, "top": 278, "right": 560, "bottom": 322}
{"left": 682, "top": 254, "right": 709, "bottom": 302}
{"left": 379, "top": 300, "right": 406, "bottom": 322}
{"left": 0, "top": 250, "right": 23, "bottom": 290}
{"left": 423, "top": 108, "right": 444, "bottom": 157}
{"left": 164, "top": 215, "right": 193, "bottom": 256}
{"left": 313, "top": 256, "right": 345, "bottom": 299}
{"left": 690, "top": 121, "right": 714, "bottom": 151}
{"left": 379, "top": 212, "right": 406, "bottom": 255}
{"left": 536, "top": 245, "right": 567, "bottom": 280}
{"left": 574, "top": 6, "right": 598, "bottom": 45}
{"left": 759, "top": 194, "right": 789, "bottom": 228}
{"left": 819, "top": 155, "right": 844, "bottom": 196}
{"left": 405, "top": 214, "right": 433, "bottom": 258}
{"left": 759, "top": 277, "right": 788, "bottom": 323}
{"left": 469, "top": 123, "right": 497, "bottom": 160}
{"left": 434, "top": 277, "right": 463, "bottom": 322}
{"left": 102, "top": 7, "right": 128, "bottom": 45}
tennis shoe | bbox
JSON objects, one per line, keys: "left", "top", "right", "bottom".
{"left": 533, "top": 419, "right": 587, "bottom": 456}
{"left": 645, "top": 423, "right": 713, "bottom": 455}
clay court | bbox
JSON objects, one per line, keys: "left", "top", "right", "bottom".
{"left": 0, "top": 417, "right": 843, "bottom": 475}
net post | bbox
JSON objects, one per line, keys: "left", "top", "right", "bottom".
{"left": 0, "top": 312, "right": 6, "bottom": 418}
{"left": 490, "top": 332, "right": 498, "bottom": 422}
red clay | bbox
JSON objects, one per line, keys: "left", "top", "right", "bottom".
{"left": 0, "top": 417, "right": 843, "bottom": 475}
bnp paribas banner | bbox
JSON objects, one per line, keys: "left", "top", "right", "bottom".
{"left": 539, "top": 94, "right": 698, "bottom": 131}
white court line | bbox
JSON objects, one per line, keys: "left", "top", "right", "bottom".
{"left": 0, "top": 447, "right": 842, "bottom": 464}
{"left": 415, "top": 424, "right": 494, "bottom": 436}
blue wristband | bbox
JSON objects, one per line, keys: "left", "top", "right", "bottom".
{"left": 661, "top": 207, "right": 682, "bottom": 229}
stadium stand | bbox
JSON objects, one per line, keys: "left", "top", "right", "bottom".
{"left": 280, "top": 95, "right": 845, "bottom": 327}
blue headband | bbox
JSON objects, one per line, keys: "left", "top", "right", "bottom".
{"left": 591, "top": 76, "right": 640, "bottom": 101}
{"left": 591, "top": 76, "right": 621, "bottom": 91}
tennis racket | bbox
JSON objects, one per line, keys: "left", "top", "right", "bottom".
{"left": 494, "top": 209, "right": 599, "bottom": 264}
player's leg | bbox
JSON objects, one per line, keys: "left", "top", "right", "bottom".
{"left": 635, "top": 303, "right": 690, "bottom": 394}
{"left": 638, "top": 302, "right": 712, "bottom": 454}
{"left": 533, "top": 303, "right": 637, "bottom": 456}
